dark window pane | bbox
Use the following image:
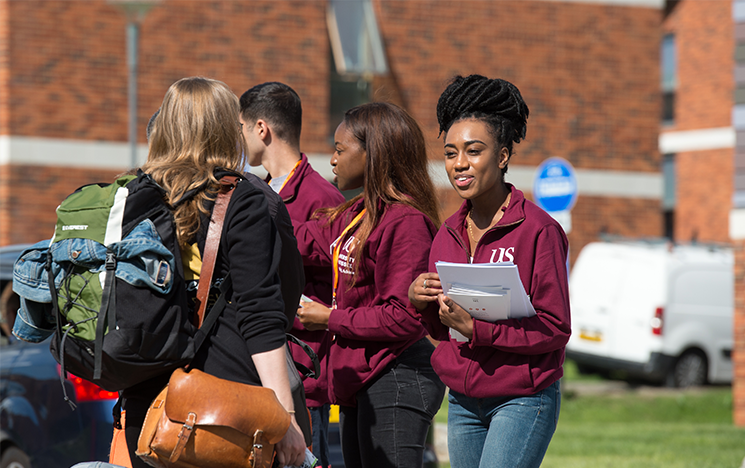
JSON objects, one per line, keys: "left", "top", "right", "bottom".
{"left": 662, "top": 91, "right": 675, "bottom": 124}
{"left": 664, "top": 210, "right": 674, "bottom": 240}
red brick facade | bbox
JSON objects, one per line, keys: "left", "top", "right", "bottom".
{"left": 5, "top": 0, "right": 330, "bottom": 147}
{"left": 662, "top": 0, "right": 734, "bottom": 244}
{"left": 663, "top": 1, "right": 733, "bottom": 131}
{"left": 663, "top": 0, "right": 744, "bottom": 426}
{"left": 376, "top": 1, "right": 662, "bottom": 173}
{"left": 735, "top": 240, "right": 745, "bottom": 426}
{"left": 1, "top": 0, "right": 663, "bottom": 255}
{"left": 2, "top": 0, "right": 330, "bottom": 245}
{"left": 1, "top": 164, "right": 122, "bottom": 244}
{"left": 0, "top": 0, "right": 9, "bottom": 136}
{"left": 675, "top": 148, "right": 734, "bottom": 243}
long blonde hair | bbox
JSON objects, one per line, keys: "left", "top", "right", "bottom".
{"left": 142, "top": 77, "right": 246, "bottom": 247}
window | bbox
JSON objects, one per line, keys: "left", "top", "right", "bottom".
{"left": 329, "top": 64, "right": 371, "bottom": 139}
{"left": 327, "top": 0, "right": 388, "bottom": 139}
{"left": 662, "top": 153, "right": 676, "bottom": 239}
{"left": 661, "top": 34, "right": 677, "bottom": 124}
{"left": 327, "top": 0, "right": 387, "bottom": 75}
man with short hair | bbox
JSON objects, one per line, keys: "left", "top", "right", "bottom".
{"left": 240, "top": 82, "right": 344, "bottom": 468}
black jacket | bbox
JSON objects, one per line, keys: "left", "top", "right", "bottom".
{"left": 189, "top": 171, "right": 304, "bottom": 386}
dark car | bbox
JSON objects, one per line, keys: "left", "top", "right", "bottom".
{"left": 0, "top": 244, "right": 118, "bottom": 468}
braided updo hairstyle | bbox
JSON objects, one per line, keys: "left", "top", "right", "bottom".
{"left": 436, "top": 75, "right": 529, "bottom": 175}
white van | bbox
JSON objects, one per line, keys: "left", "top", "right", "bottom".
{"left": 566, "top": 241, "right": 734, "bottom": 387}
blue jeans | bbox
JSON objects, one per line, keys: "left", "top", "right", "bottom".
{"left": 339, "top": 338, "right": 446, "bottom": 468}
{"left": 310, "top": 404, "right": 331, "bottom": 467}
{"left": 447, "top": 381, "right": 561, "bottom": 468}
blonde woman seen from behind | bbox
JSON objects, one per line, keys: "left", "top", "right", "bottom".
{"left": 121, "top": 76, "right": 305, "bottom": 468}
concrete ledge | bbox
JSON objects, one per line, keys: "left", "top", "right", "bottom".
{"left": 659, "top": 127, "right": 735, "bottom": 153}
{"left": 431, "top": 161, "right": 662, "bottom": 199}
{"left": 2, "top": 136, "right": 662, "bottom": 200}
{"left": 540, "top": 0, "right": 663, "bottom": 7}
{"left": 730, "top": 208, "right": 745, "bottom": 240}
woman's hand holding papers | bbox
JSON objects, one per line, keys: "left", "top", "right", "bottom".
{"left": 410, "top": 272, "right": 474, "bottom": 339}
{"left": 408, "top": 272, "right": 443, "bottom": 311}
{"left": 296, "top": 300, "right": 331, "bottom": 331}
{"left": 437, "top": 295, "right": 474, "bottom": 340}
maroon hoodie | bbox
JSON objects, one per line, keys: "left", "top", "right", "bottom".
{"left": 420, "top": 185, "right": 571, "bottom": 398}
{"left": 295, "top": 198, "right": 436, "bottom": 406}
{"left": 270, "top": 153, "right": 345, "bottom": 407}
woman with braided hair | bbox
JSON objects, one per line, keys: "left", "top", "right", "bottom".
{"left": 408, "top": 75, "right": 570, "bottom": 468}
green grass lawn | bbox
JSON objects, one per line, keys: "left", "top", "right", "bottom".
{"left": 543, "top": 388, "right": 745, "bottom": 468}
{"left": 435, "top": 361, "right": 745, "bottom": 468}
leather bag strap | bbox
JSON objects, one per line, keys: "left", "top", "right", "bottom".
{"left": 194, "top": 175, "right": 239, "bottom": 328}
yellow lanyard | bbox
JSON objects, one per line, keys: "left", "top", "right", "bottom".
{"left": 331, "top": 208, "right": 366, "bottom": 309}
{"left": 275, "top": 159, "right": 302, "bottom": 195}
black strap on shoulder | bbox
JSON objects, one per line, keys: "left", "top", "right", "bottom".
{"left": 286, "top": 333, "right": 320, "bottom": 380}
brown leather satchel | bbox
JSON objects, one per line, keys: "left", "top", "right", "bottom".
{"left": 135, "top": 368, "right": 291, "bottom": 468}
{"left": 134, "top": 176, "right": 291, "bottom": 468}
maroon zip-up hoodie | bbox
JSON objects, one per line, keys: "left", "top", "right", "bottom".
{"left": 420, "top": 185, "right": 571, "bottom": 398}
{"left": 269, "top": 153, "right": 345, "bottom": 407}
{"left": 295, "top": 198, "right": 436, "bottom": 406}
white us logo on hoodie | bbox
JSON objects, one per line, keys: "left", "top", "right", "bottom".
{"left": 490, "top": 247, "right": 515, "bottom": 263}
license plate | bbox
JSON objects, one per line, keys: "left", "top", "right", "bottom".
{"left": 579, "top": 330, "right": 603, "bottom": 342}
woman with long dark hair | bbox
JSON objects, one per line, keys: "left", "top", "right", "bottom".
{"left": 295, "top": 102, "right": 446, "bottom": 468}
{"left": 409, "top": 75, "right": 570, "bottom": 468}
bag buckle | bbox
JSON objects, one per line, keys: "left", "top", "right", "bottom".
{"left": 169, "top": 412, "right": 197, "bottom": 463}
{"left": 250, "top": 429, "right": 265, "bottom": 468}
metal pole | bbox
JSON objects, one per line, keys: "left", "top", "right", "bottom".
{"left": 126, "top": 21, "right": 139, "bottom": 169}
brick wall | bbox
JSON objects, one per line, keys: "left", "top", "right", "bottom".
{"left": 675, "top": 148, "right": 734, "bottom": 243}
{"left": 0, "top": 164, "right": 10, "bottom": 245}
{"left": 375, "top": 1, "right": 662, "bottom": 174}
{"left": 6, "top": 0, "right": 330, "bottom": 151}
{"left": 569, "top": 195, "right": 663, "bottom": 264}
{"left": 2, "top": 0, "right": 663, "bottom": 252}
{"left": 0, "top": 0, "right": 8, "bottom": 135}
{"left": 663, "top": 1, "right": 734, "bottom": 244}
{"left": 2, "top": 0, "right": 332, "bottom": 246}
{"left": 735, "top": 240, "right": 745, "bottom": 426}
{"left": 3, "top": 165, "right": 122, "bottom": 245}
{"left": 663, "top": 0, "right": 733, "bottom": 132}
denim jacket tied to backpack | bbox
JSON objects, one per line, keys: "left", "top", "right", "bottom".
{"left": 12, "top": 219, "right": 176, "bottom": 343}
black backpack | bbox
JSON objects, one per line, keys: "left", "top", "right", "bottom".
{"left": 47, "top": 171, "right": 198, "bottom": 394}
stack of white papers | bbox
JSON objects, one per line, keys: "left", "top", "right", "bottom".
{"left": 435, "top": 261, "right": 536, "bottom": 341}
{"left": 447, "top": 285, "right": 511, "bottom": 322}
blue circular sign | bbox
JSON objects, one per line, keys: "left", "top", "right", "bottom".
{"left": 533, "top": 157, "right": 578, "bottom": 212}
